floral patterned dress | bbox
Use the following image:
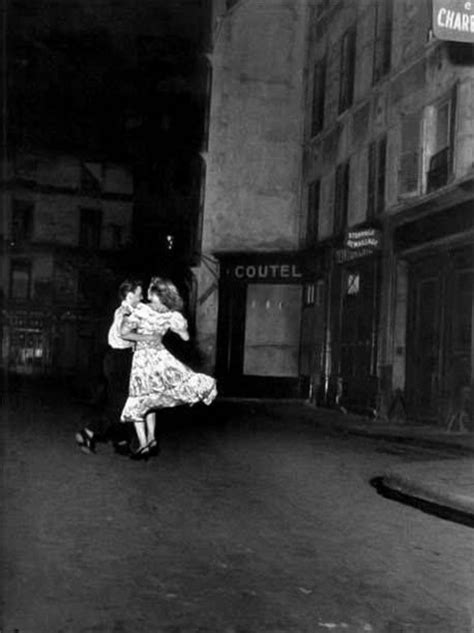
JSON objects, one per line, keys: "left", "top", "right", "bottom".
{"left": 120, "top": 303, "right": 217, "bottom": 423}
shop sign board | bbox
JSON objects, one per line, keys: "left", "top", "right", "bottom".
{"left": 226, "top": 254, "right": 304, "bottom": 282}
{"left": 336, "top": 228, "right": 382, "bottom": 263}
{"left": 231, "top": 262, "right": 303, "bottom": 282}
{"left": 433, "top": 0, "right": 474, "bottom": 43}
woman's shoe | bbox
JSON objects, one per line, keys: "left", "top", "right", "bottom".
{"left": 147, "top": 438, "right": 160, "bottom": 457}
{"left": 129, "top": 445, "right": 150, "bottom": 461}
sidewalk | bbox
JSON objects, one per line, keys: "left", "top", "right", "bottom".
{"left": 221, "top": 398, "right": 474, "bottom": 523}
{"left": 377, "top": 459, "right": 474, "bottom": 525}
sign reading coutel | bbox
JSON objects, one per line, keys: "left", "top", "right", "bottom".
{"left": 231, "top": 263, "right": 303, "bottom": 281}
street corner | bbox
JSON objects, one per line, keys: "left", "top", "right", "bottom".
{"left": 373, "top": 459, "right": 474, "bottom": 526}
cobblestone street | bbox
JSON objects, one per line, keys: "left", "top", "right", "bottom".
{"left": 1, "top": 396, "right": 473, "bottom": 633}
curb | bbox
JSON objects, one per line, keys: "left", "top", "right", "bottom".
{"left": 375, "top": 474, "right": 474, "bottom": 527}
{"left": 334, "top": 425, "right": 474, "bottom": 455}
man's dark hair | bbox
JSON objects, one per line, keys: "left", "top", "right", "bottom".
{"left": 119, "top": 279, "right": 142, "bottom": 300}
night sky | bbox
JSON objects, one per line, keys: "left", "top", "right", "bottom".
{"left": 5, "top": 0, "right": 208, "bottom": 178}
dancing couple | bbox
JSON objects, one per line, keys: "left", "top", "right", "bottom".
{"left": 76, "top": 276, "right": 217, "bottom": 459}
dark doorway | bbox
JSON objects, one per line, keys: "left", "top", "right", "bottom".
{"left": 406, "top": 246, "right": 473, "bottom": 420}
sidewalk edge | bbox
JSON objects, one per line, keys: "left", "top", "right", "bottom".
{"left": 380, "top": 473, "right": 474, "bottom": 518}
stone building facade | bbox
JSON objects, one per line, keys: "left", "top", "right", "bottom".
{"left": 0, "top": 151, "right": 134, "bottom": 379}
{"left": 303, "top": 0, "right": 474, "bottom": 420}
{"left": 194, "top": 0, "right": 312, "bottom": 396}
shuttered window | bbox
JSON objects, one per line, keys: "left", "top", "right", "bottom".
{"left": 399, "top": 112, "right": 421, "bottom": 195}
{"left": 367, "top": 135, "right": 387, "bottom": 217}
{"left": 311, "top": 57, "right": 326, "bottom": 136}
{"left": 334, "top": 161, "right": 350, "bottom": 235}
{"left": 427, "top": 86, "right": 457, "bottom": 192}
{"left": 373, "top": 0, "right": 393, "bottom": 84}
{"left": 339, "top": 27, "right": 356, "bottom": 114}
{"left": 307, "top": 180, "right": 320, "bottom": 245}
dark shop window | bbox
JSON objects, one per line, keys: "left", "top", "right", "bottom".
{"left": 79, "top": 208, "right": 102, "bottom": 249}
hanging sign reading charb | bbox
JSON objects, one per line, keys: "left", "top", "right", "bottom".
{"left": 433, "top": 0, "right": 474, "bottom": 43}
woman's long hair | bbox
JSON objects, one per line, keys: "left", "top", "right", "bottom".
{"left": 148, "top": 277, "right": 184, "bottom": 312}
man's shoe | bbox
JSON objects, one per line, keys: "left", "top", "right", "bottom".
{"left": 75, "top": 429, "right": 96, "bottom": 454}
{"left": 113, "top": 440, "right": 131, "bottom": 456}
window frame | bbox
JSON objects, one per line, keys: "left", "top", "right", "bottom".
{"left": 79, "top": 208, "right": 102, "bottom": 249}
{"left": 306, "top": 179, "right": 321, "bottom": 246}
{"left": 10, "top": 259, "right": 32, "bottom": 301}
{"left": 372, "top": 0, "right": 393, "bottom": 85}
{"left": 426, "top": 86, "right": 457, "bottom": 193}
{"left": 399, "top": 111, "right": 422, "bottom": 196}
{"left": 367, "top": 135, "right": 387, "bottom": 218}
{"left": 12, "top": 199, "right": 34, "bottom": 242}
{"left": 334, "top": 161, "right": 350, "bottom": 235}
{"left": 339, "top": 26, "right": 356, "bottom": 114}
{"left": 311, "top": 56, "right": 326, "bottom": 137}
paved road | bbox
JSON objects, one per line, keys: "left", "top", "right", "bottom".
{"left": 1, "top": 399, "right": 473, "bottom": 633}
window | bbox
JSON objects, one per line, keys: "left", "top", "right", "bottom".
{"left": 399, "top": 112, "right": 421, "bottom": 195}
{"left": 81, "top": 164, "right": 102, "bottom": 194}
{"left": 12, "top": 200, "right": 34, "bottom": 242}
{"left": 367, "top": 135, "right": 387, "bottom": 217}
{"left": 373, "top": 0, "right": 393, "bottom": 84}
{"left": 10, "top": 260, "right": 31, "bottom": 300}
{"left": 304, "top": 283, "right": 316, "bottom": 306}
{"left": 79, "top": 208, "right": 102, "bottom": 249}
{"left": 311, "top": 57, "right": 326, "bottom": 136}
{"left": 427, "top": 88, "right": 456, "bottom": 192}
{"left": 334, "top": 161, "right": 350, "bottom": 235}
{"left": 110, "top": 224, "right": 123, "bottom": 249}
{"left": 346, "top": 272, "right": 360, "bottom": 295}
{"left": 303, "top": 281, "right": 324, "bottom": 306}
{"left": 339, "top": 27, "right": 356, "bottom": 114}
{"left": 307, "top": 180, "right": 320, "bottom": 245}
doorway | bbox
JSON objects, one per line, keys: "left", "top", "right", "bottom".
{"left": 406, "top": 247, "right": 473, "bottom": 419}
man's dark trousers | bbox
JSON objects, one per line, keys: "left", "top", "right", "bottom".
{"left": 88, "top": 347, "right": 133, "bottom": 444}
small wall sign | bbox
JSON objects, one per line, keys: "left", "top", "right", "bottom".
{"left": 231, "top": 262, "right": 303, "bottom": 282}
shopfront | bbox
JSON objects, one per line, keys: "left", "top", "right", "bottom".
{"left": 326, "top": 228, "right": 383, "bottom": 414}
{"left": 2, "top": 309, "right": 52, "bottom": 375}
{"left": 216, "top": 252, "right": 309, "bottom": 397}
{"left": 394, "top": 201, "right": 474, "bottom": 421}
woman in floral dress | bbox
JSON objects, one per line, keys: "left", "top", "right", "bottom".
{"left": 120, "top": 277, "right": 217, "bottom": 458}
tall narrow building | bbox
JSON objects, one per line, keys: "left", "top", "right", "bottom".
{"left": 194, "top": 0, "right": 312, "bottom": 396}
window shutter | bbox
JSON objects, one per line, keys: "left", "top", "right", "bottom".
{"left": 449, "top": 83, "right": 457, "bottom": 166}
{"left": 307, "top": 180, "right": 321, "bottom": 245}
{"left": 373, "top": 0, "right": 393, "bottom": 84}
{"left": 367, "top": 141, "right": 376, "bottom": 218}
{"left": 399, "top": 112, "right": 421, "bottom": 194}
{"left": 339, "top": 27, "right": 356, "bottom": 113}
{"left": 377, "top": 136, "right": 387, "bottom": 213}
{"left": 334, "top": 161, "right": 350, "bottom": 234}
{"left": 311, "top": 58, "right": 326, "bottom": 136}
